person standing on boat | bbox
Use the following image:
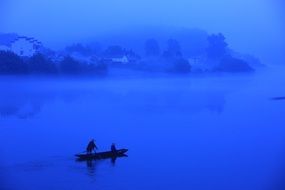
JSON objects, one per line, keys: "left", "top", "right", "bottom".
{"left": 111, "top": 143, "right": 117, "bottom": 152}
{"left": 86, "top": 139, "right": 98, "bottom": 154}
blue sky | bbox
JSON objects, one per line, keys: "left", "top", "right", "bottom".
{"left": 1, "top": 0, "right": 285, "bottom": 63}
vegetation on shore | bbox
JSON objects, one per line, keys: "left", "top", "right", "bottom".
{"left": 0, "top": 30, "right": 262, "bottom": 76}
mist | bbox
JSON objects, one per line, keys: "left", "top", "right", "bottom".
{"left": 1, "top": 0, "right": 285, "bottom": 64}
{"left": 1, "top": 1, "right": 285, "bottom": 190}
{"left": 1, "top": 67, "right": 285, "bottom": 190}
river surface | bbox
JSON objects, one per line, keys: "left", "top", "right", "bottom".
{"left": 0, "top": 67, "right": 285, "bottom": 190}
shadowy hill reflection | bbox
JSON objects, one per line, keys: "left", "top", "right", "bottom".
{"left": 0, "top": 93, "right": 51, "bottom": 119}
{"left": 0, "top": 78, "right": 227, "bottom": 119}
{"left": 0, "top": 88, "right": 87, "bottom": 119}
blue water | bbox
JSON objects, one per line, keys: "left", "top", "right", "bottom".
{"left": 0, "top": 67, "right": 285, "bottom": 190}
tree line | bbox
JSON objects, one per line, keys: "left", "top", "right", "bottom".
{"left": 0, "top": 51, "right": 108, "bottom": 76}
{"left": 0, "top": 32, "right": 256, "bottom": 75}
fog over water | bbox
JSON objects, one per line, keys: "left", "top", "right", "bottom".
{"left": 1, "top": 0, "right": 285, "bottom": 64}
{"left": 0, "top": 67, "right": 285, "bottom": 190}
{"left": 1, "top": 0, "right": 285, "bottom": 190}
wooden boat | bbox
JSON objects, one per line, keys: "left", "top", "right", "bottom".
{"left": 271, "top": 96, "right": 285, "bottom": 101}
{"left": 75, "top": 149, "right": 128, "bottom": 160}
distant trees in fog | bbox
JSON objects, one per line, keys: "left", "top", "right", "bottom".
{"left": 163, "top": 39, "right": 182, "bottom": 58}
{"left": 169, "top": 58, "right": 191, "bottom": 73}
{"left": 206, "top": 33, "right": 228, "bottom": 59}
{"left": 65, "top": 43, "right": 98, "bottom": 56}
{"left": 214, "top": 56, "right": 254, "bottom": 73}
{"left": 0, "top": 51, "right": 28, "bottom": 74}
{"left": 103, "top": 46, "right": 126, "bottom": 58}
{"left": 0, "top": 51, "right": 108, "bottom": 76}
{"left": 59, "top": 56, "right": 84, "bottom": 75}
{"left": 0, "top": 29, "right": 259, "bottom": 76}
{"left": 140, "top": 38, "right": 191, "bottom": 73}
{"left": 140, "top": 33, "right": 255, "bottom": 73}
{"left": 162, "top": 39, "right": 191, "bottom": 73}
{"left": 59, "top": 56, "right": 107, "bottom": 75}
{"left": 145, "top": 39, "right": 160, "bottom": 57}
{"left": 205, "top": 33, "right": 255, "bottom": 72}
{"left": 28, "top": 54, "right": 57, "bottom": 74}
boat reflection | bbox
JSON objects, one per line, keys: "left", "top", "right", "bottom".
{"left": 76, "top": 153, "right": 128, "bottom": 176}
{"left": 110, "top": 154, "right": 128, "bottom": 165}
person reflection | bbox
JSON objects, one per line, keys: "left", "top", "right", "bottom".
{"left": 86, "top": 160, "right": 96, "bottom": 176}
{"left": 111, "top": 157, "right": 117, "bottom": 165}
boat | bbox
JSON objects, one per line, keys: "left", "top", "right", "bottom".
{"left": 75, "top": 149, "right": 128, "bottom": 160}
{"left": 271, "top": 96, "right": 285, "bottom": 101}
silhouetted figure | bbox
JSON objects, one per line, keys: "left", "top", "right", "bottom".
{"left": 111, "top": 143, "right": 117, "bottom": 152}
{"left": 86, "top": 139, "right": 97, "bottom": 154}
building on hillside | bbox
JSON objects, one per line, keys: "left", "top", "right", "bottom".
{"left": 188, "top": 55, "right": 212, "bottom": 72}
{"left": 0, "top": 45, "right": 10, "bottom": 51}
{"left": 0, "top": 34, "right": 42, "bottom": 57}
{"left": 103, "top": 53, "right": 141, "bottom": 65}
{"left": 111, "top": 55, "right": 129, "bottom": 64}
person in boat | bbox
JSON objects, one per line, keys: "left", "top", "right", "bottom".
{"left": 111, "top": 143, "right": 117, "bottom": 152}
{"left": 86, "top": 139, "right": 98, "bottom": 154}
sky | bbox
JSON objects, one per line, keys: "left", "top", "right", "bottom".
{"left": 0, "top": 0, "right": 285, "bottom": 64}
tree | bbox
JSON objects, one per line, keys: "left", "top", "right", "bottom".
{"left": 163, "top": 39, "right": 182, "bottom": 58}
{"left": 172, "top": 58, "right": 191, "bottom": 73}
{"left": 59, "top": 56, "right": 108, "bottom": 76}
{"left": 164, "top": 58, "right": 191, "bottom": 74}
{"left": 104, "top": 46, "right": 125, "bottom": 58}
{"left": 28, "top": 53, "right": 57, "bottom": 74}
{"left": 0, "top": 51, "right": 28, "bottom": 74}
{"left": 215, "top": 56, "right": 254, "bottom": 73}
{"left": 206, "top": 33, "right": 228, "bottom": 59}
{"left": 59, "top": 56, "right": 83, "bottom": 75}
{"left": 87, "top": 62, "right": 108, "bottom": 75}
{"left": 145, "top": 39, "right": 160, "bottom": 56}
{"left": 65, "top": 43, "right": 93, "bottom": 56}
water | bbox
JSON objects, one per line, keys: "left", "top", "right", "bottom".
{"left": 0, "top": 67, "right": 285, "bottom": 190}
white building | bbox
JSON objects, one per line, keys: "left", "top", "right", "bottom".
{"left": 188, "top": 56, "right": 213, "bottom": 72}
{"left": 0, "top": 34, "right": 42, "bottom": 57}
{"left": 0, "top": 45, "right": 10, "bottom": 51}
{"left": 111, "top": 55, "right": 129, "bottom": 64}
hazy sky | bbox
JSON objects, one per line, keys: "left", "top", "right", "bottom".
{"left": 0, "top": 0, "right": 285, "bottom": 63}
